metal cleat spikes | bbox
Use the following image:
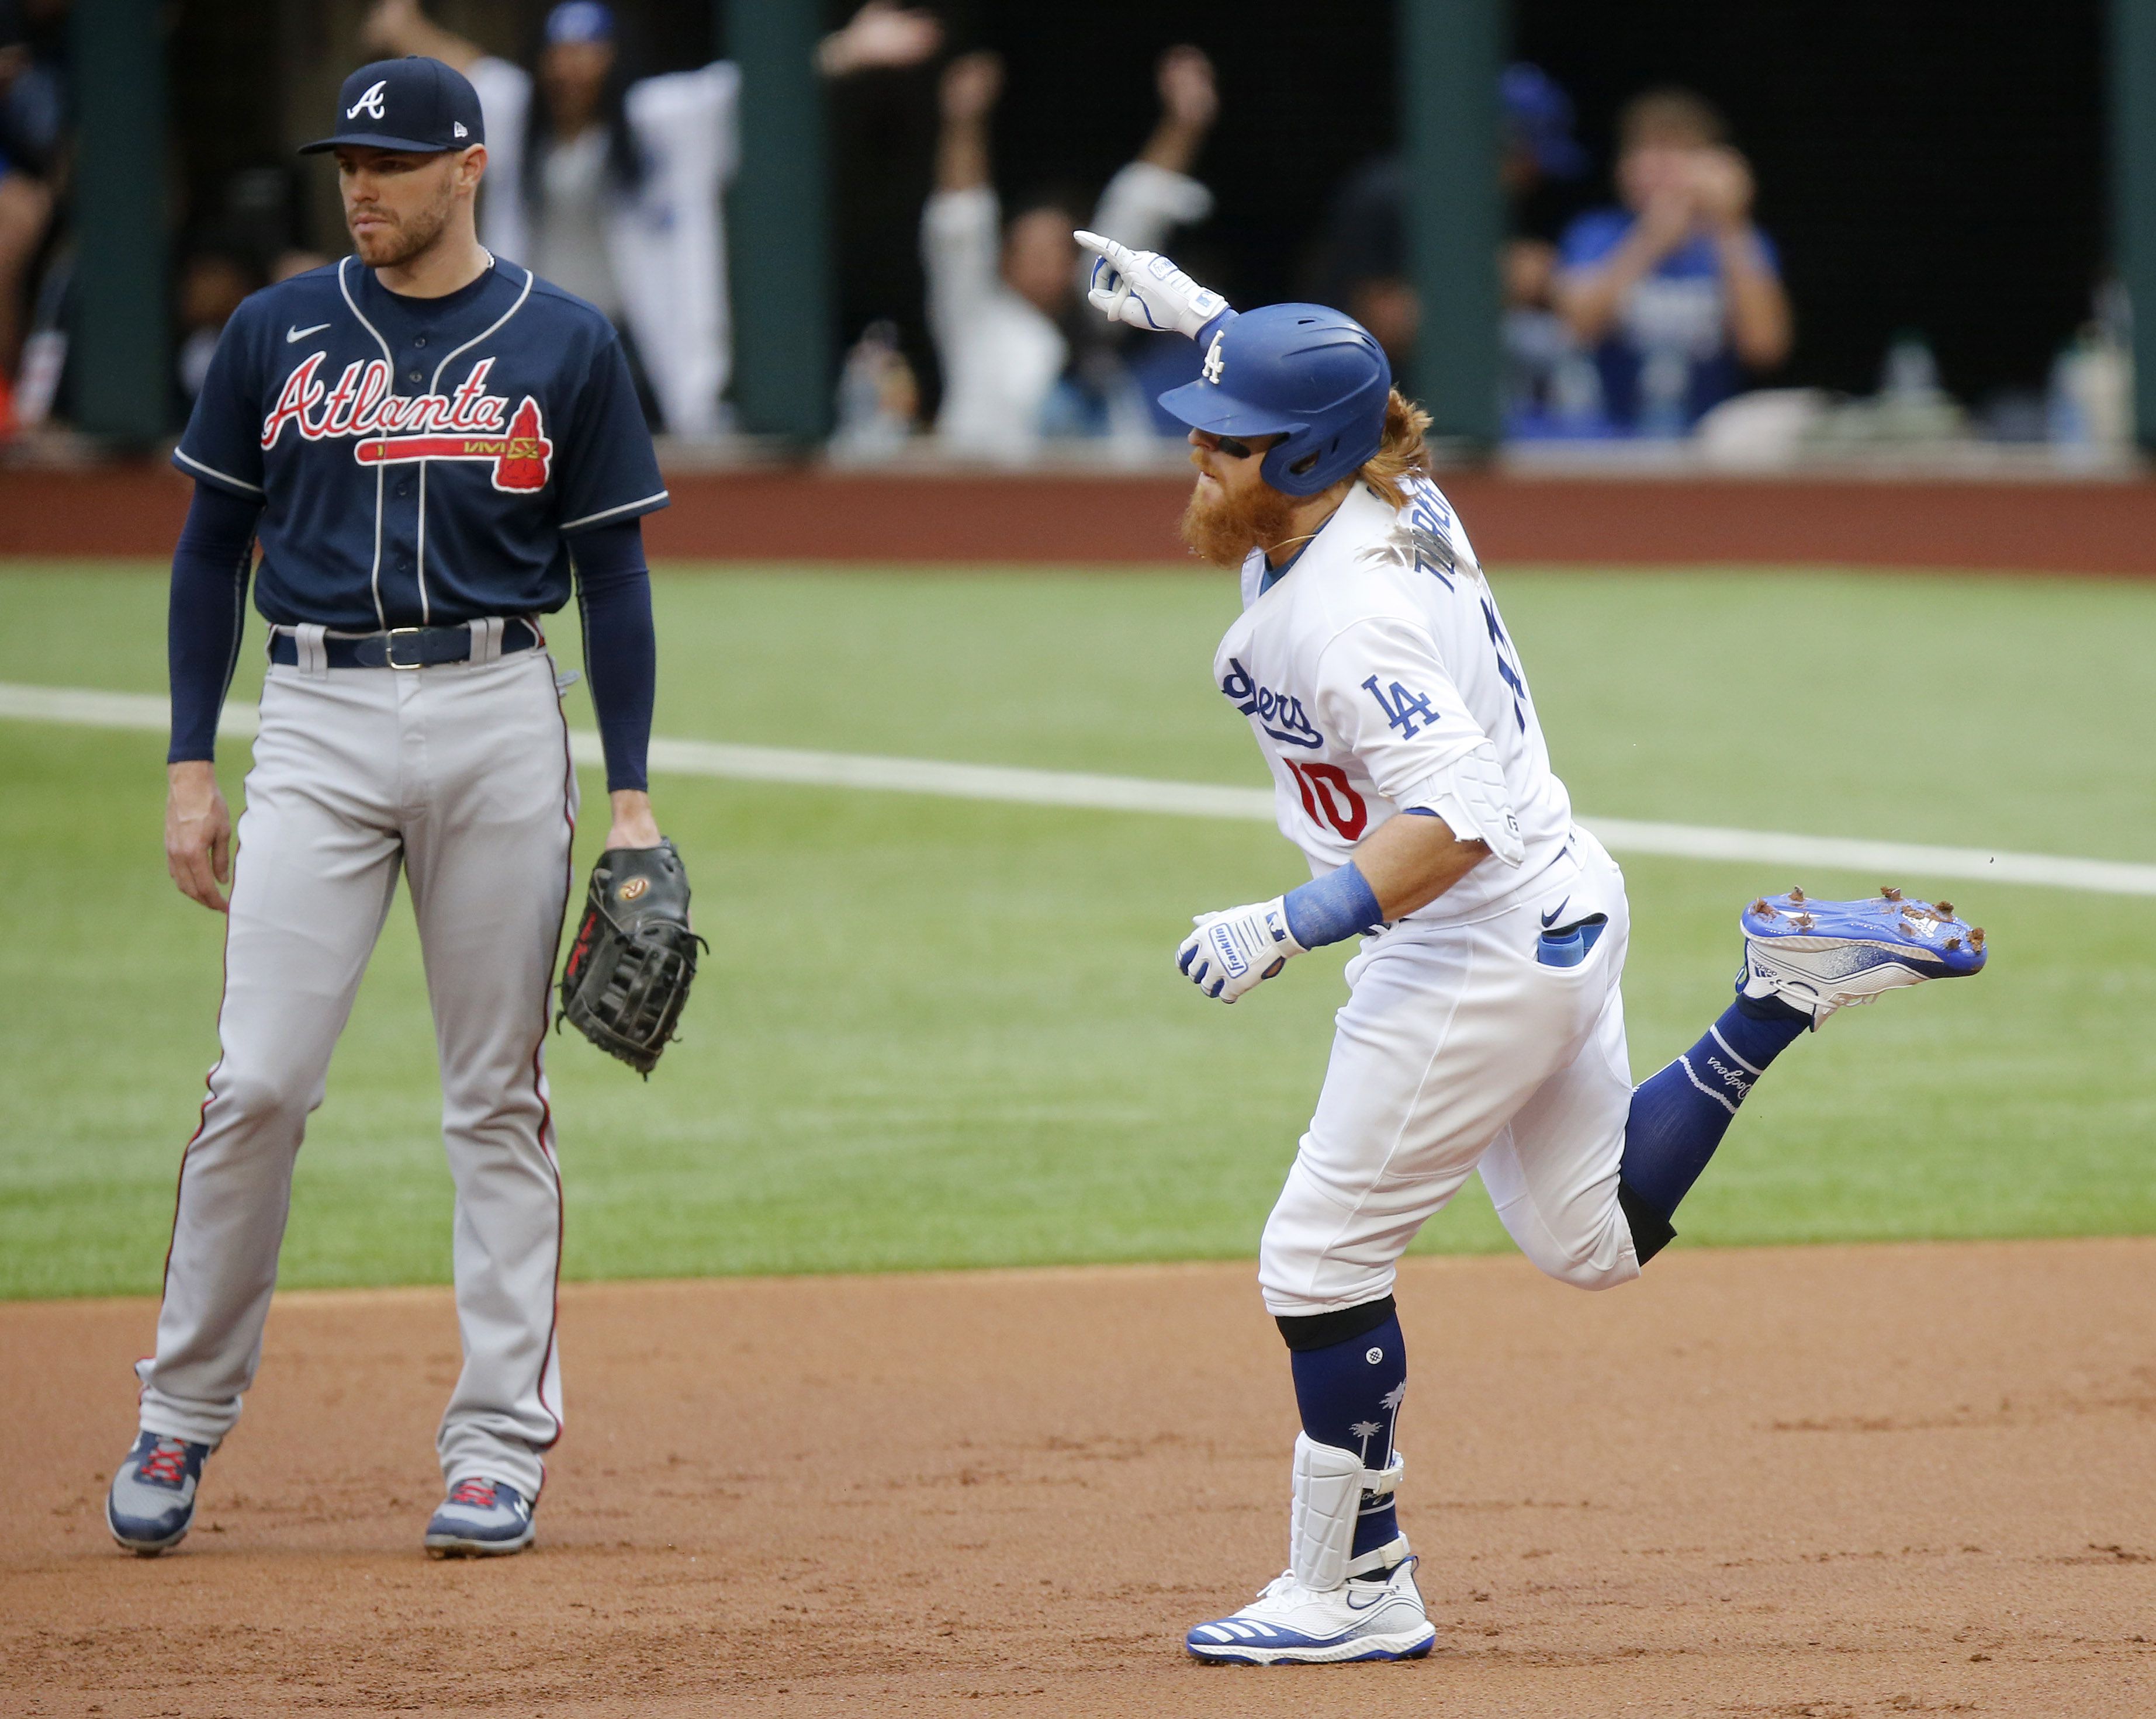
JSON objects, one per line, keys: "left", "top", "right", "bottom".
{"left": 1739, "top": 889, "right": 1984, "bottom": 1021}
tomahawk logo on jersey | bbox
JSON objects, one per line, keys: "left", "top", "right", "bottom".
{"left": 1214, "top": 473, "right": 1572, "bottom": 920}
{"left": 174, "top": 254, "right": 665, "bottom": 630}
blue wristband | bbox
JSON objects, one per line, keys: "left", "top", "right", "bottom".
{"left": 1282, "top": 862, "right": 1384, "bottom": 949}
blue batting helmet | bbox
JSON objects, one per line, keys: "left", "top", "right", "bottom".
{"left": 1157, "top": 304, "right": 1393, "bottom": 497}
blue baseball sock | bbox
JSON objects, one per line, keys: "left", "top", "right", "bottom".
{"left": 1276, "top": 1299, "right": 1408, "bottom": 1571}
{"left": 1620, "top": 996, "right": 1809, "bottom": 1236}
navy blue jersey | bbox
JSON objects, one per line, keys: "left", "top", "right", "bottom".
{"left": 174, "top": 254, "right": 667, "bottom": 630}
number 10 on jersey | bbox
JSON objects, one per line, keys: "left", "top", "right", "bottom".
{"left": 1285, "top": 760, "right": 1368, "bottom": 840}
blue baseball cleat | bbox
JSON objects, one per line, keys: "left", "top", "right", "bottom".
{"left": 107, "top": 1431, "right": 212, "bottom": 1557}
{"left": 1740, "top": 886, "right": 1987, "bottom": 1026}
{"left": 424, "top": 1478, "right": 536, "bottom": 1558}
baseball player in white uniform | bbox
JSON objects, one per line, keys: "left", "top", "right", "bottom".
{"left": 1077, "top": 232, "right": 1988, "bottom": 1664}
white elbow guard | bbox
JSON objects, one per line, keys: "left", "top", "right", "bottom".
{"left": 1397, "top": 742, "right": 1526, "bottom": 867}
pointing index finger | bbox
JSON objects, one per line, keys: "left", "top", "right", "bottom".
{"left": 1072, "top": 230, "right": 1134, "bottom": 270}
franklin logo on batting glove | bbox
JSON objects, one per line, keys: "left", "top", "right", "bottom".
{"left": 1178, "top": 901, "right": 1303, "bottom": 1003}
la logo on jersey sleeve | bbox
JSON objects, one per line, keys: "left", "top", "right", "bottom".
{"left": 260, "top": 354, "right": 555, "bottom": 494}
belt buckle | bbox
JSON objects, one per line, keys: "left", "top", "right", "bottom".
{"left": 383, "top": 627, "right": 428, "bottom": 671}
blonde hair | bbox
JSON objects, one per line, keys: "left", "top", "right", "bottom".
{"left": 1358, "top": 389, "right": 1433, "bottom": 510}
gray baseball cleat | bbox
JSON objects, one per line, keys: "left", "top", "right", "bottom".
{"left": 107, "top": 1432, "right": 212, "bottom": 1556}
{"left": 424, "top": 1478, "right": 537, "bottom": 1558}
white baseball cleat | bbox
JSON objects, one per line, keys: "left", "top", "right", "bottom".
{"left": 1185, "top": 1556, "right": 1437, "bottom": 1665}
{"left": 1740, "top": 885, "right": 1987, "bottom": 1025}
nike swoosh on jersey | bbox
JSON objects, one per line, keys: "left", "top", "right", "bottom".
{"left": 286, "top": 323, "right": 332, "bottom": 343}
{"left": 1540, "top": 897, "right": 1570, "bottom": 928}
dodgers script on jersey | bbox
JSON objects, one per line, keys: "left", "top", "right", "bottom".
{"left": 174, "top": 254, "right": 667, "bottom": 630}
{"left": 1216, "top": 474, "right": 1573, "bottom": 924}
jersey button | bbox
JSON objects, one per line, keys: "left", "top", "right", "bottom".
{"left": 407, "top": 369, "right": 423, "bottom": 382}
{"left": 413, "top": 336, "right": 428, "bottom": 348}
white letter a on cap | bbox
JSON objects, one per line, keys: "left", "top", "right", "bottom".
{"left": 347, "top": 79, "right": 387, "bottom": 120}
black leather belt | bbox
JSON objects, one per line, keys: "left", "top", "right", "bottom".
{"left": 268, "top": 619, "right": 541, "bottom": 670}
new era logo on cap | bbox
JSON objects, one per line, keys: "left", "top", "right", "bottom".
{"left": 302, "top": 57, "right": 484, "bottom": 157}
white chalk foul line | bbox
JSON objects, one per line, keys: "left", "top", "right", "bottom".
{"left": 5, "top": 680, "right": 2152, "bottom": 897}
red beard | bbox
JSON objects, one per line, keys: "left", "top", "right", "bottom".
{"left": 1180, "top": 470, "right": 1299, "bottom": 569}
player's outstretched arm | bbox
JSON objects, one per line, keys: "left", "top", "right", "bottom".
{"left": 1074, "top": 231, "right": 1229, "bottom": 340}
{"left": 1175, "top": 813, "right": 1489, "bottom": 1005}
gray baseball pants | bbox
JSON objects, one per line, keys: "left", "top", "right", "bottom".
{"left": 137, "top": 647, "right": 578, "bottom": 1500}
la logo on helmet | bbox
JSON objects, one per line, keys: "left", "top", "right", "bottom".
{"left": 347, "top": 80, "right": 387, "bottom": 120}
{"left": 1202, "top": 330, "right": 1226, "bottom": 385}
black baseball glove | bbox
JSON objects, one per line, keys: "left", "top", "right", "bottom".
{"left": 557, "top": 839, "right": 705, "bottom": 1076}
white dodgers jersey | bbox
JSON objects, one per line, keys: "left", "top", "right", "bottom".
{"left": 1213, "top": 475, "right": 1574, "bottom": 924}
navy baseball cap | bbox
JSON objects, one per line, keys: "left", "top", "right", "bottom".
{"left": 300, "top": 57, "right": 485, "bottom": 155}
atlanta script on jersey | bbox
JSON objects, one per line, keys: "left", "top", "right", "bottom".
{"left": 262, "top": 353, "right": 554, "bottom": 494}
{"left": 1216, "top": 475, "right": 1575, "bottom": 926}
{"left": 174, "top": 255, "right": 665, "bottom": 631}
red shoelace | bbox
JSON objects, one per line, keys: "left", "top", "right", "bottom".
{"left": 448, "top": 1479, "right": 498, "bottom": 1508}
{"left": 139, "top": 1441, "right": 189, "bottom": 1487}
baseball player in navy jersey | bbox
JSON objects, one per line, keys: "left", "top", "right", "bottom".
{"left": 106, "top": 57, "right": 673, "bottom": 1559}
{"left": 1076, "top": 233, "right": 1989, "bottom": 1665}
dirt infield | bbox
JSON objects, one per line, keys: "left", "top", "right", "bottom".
{"left": 6, "top": 1242, "right": 2154, "bottom": 1717}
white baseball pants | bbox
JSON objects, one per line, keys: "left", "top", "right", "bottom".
{"left": 137, "top": 649, "right": 578, "bottom": 1499}
{"left": 1260, "top": 829, "right": 1642, "bottom": 1316}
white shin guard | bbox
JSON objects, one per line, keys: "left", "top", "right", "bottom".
{"left": 1289, "top": 1432, "right": 1409, "bottom": 1591}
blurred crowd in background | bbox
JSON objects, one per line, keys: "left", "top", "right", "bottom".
{"left": 0, "top": 0, "right": 2135, "bottom": 465}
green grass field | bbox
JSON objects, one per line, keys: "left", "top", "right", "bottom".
{"left": 2, "top": 562, "right": 2151, "bottom": 1299}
